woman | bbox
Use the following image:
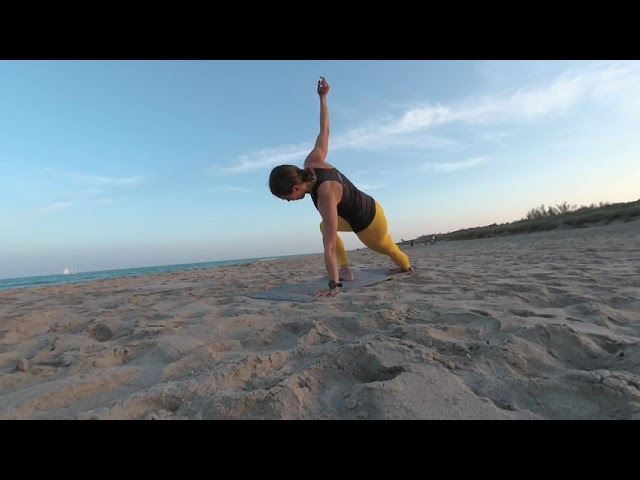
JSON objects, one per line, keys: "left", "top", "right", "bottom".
{"left": 269, "top": 77, "right": 413, "bottom": 298}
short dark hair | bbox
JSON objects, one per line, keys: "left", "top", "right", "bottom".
{"left": 269, "top": 165, "right": 315, "bottom": 197}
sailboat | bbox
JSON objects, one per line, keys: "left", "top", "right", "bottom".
{"left": 63, "top": 267, "right": 77, "bottom": 275}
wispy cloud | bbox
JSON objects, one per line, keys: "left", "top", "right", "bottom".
{"left": 221, "top": 62, "right": 639, "bottom": 173}
{"left": 358, "top": 183, "right": 384, "bottom": 191}
{"left": 213, "top": 185, "right": 254, "bottom": 193}
{"left": 70, "top": 175, "right": 144, "bottom": 187}
{"left": 40, "top": 201, "right": 76, "bottom": 212}
{"left": 207, "top": 216, "right": 235, "bottom": 222}
{"left": 416, "top": 157, "right": 487, "bottom": 173}
{"left": 24, "top": 173, "right": 144, "bottom": 214}
{"left": 214, "top": 145, "right": 309, "bottom": 174}
{"left": 353, "top": 169, "right": 398, "bottom": 175}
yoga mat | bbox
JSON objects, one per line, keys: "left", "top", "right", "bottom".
{"left": 245, "top": 268, "right": 393, "bottom": 303}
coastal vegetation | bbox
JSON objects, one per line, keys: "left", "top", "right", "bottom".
{"left": 404, "top": 198, "right": 640, "bottom": 244}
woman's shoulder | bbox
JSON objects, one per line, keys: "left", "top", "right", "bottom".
{"left": 304, "top": 159, "right": 335, "bottom": 170}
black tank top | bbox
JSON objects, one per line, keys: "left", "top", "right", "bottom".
{"left": 310, "top": 167, "right": 376, "bottom": 233}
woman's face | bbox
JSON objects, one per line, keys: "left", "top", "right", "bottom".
{"left": 280, "top": 184, "right": 307, "bottom": 202}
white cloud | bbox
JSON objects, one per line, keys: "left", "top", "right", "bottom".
{"left": 23, "top": 172, "right": 141, "bottom": 214}
{"left": 41, "top": 201, "right": 76, "bottom": 212}
{"left": 221, "top": 62, "right": 640, "bottom": 174}
{"left": 213, "top": 186, "right": 254, "bottom": 193}
{"left": 70, "top": 174, "right": 144, "bottom": 187}
{"left": 416, "top": 157, "right": 487, "bottom": 173}
{"left": 358, "top": 183, "right": 384, "bottom": 191}
{"left": 214, "top": 144, "right": 310, "bottom": 174}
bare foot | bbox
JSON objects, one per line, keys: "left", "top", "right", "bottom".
{"left": 389, "top": 266, "right": 414, "bottom": 274}
{"left": 339, "top": 264, "right": 355, "bottom": 281}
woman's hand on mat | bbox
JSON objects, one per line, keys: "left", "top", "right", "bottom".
{"left": 313, "top": 287, "right": 340, "bottom": 298}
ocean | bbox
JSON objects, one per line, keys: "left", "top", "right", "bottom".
{"left": 0, "top": 254, "right": 314, "bottom": 292}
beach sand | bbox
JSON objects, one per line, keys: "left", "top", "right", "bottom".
{"left": 1, "top": 219, "right": 639, "bottom": 420}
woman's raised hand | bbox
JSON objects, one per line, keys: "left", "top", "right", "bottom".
{"left": 317, "top": 76, "right": 330, "bottom": 96}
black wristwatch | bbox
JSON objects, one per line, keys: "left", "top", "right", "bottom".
{"left": 328, "top": 280, "right": 343, "bottom": 289}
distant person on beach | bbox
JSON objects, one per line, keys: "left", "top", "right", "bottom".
{"left": 269, "top": 77, "right": 413, "bottom": 298}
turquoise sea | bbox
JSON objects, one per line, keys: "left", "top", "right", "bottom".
{"left": 0, "top": 254, "right": 313, "bottom": 292}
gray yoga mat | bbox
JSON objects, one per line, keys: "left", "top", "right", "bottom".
{"left": 245, "top": 268, "right": 393, "bottom": 303}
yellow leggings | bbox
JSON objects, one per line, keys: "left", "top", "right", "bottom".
{"left": 319, "top": 201, "right": 411, "bottom": 270}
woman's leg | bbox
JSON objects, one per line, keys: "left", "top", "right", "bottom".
{"left": 320, "top": 217, "right": 355, "bottom": 280}
{"left": 356, "top": 201, "right": 412, "bottom": 271}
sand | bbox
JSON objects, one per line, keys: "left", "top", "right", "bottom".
{"left": 1, "top": 219, "right": 639, "bottom": 419}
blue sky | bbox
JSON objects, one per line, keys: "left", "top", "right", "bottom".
{"left": 1, "top": 60, "right": 638, "bottom": 279}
